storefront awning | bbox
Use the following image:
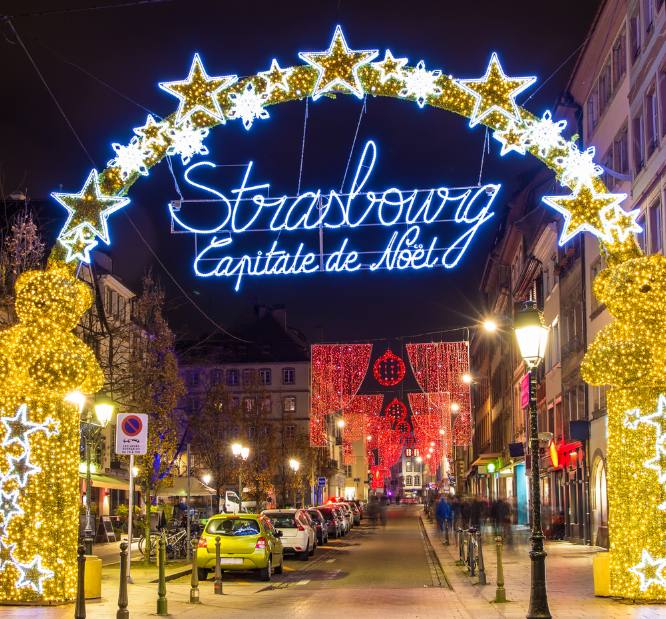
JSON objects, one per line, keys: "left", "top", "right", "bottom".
{"left": 79, "top": 472, "right": 129, "bottom": 490}
{"left": 471, "top": 453, "right": 502, "bottom": 467}
{"left": 156, "top": 477, "right": 215, "bottom": 497}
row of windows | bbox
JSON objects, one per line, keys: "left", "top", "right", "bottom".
{"left": 636, "top": 196, "right": 664, "bottom": 255}
{"left": 185, "top": 367, "right": 296, "bottom": 387}
{"left": 185, "top": 394, "right": 297, "bottom": 414}
{"left": 404, "top": 448, "right": 420, "bottom": 457}
{"left": 404, "top": 475, "right": 421, "bottom": 487}
{"left": 631, "top": 67, "right": 666, "bottom": 175}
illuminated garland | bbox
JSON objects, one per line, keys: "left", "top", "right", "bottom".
{"left": 0, "top": 267, "right": 104, "bottom": 603}
{"left": 341, "top": 395, "right": 383, "bottom": 464}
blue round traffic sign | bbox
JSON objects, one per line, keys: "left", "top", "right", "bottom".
{"left": 122, "top": 415, "right": 143, "bottom": 437}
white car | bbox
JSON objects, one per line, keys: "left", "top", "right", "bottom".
{"left": 336, "top": 503, "right": 354, "bottom": 530}
{"left": 262, "top": 509, "right": 316, "bottom": 561}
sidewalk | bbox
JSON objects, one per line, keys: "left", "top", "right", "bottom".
{"left": 421, "top": 515, "right": 666, "bottom": 618}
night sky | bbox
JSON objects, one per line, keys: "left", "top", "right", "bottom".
{"left": 0, "top": 0, "right": 601, "bottom": 342}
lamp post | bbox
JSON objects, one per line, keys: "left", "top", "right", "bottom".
{"left": 68, "top": 392, "right": 114, "bottom": 555}
{"left": 289, "top": 458, "right": 300, "bottom": 507}
{"left": 514, "top": 301, "right": 551, "bottom": 619}
{"left": 231, "top": 443, "right": 250, "bottom": 510}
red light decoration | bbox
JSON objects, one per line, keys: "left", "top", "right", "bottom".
{"left": 342, "top": 395, "right": 383, "bottom": 464}
{"left": 310, "top": 344, "right": 372, "bottom": 446}
{"left": 372, "top": 348, "right": 406, "bottom": 386}
{"left": 409, "top": 392, "right": 452, "bottom": 463}
{"left": 549, "top": 439, "right": 559, "bottom": 468}
{"left": 406, "top": 341, "right": 472, "bottom": 446}
{"left": 384, "top": 397, "right": 407, "bottom": 425}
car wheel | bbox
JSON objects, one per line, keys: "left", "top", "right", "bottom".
{"left": 299, "top": 544, "right": 309, "bottom": 561}
{"left": 274, "top": 558, "right": 283, "bottom": 574}
{"left": 197, "top": 567, "right": 209, "bottom": 581}
{"left": 310, "top": 541, "right": 316, "bottom": 556}
{"left": 259, "top": 557, "right": 272, "bottom": 581}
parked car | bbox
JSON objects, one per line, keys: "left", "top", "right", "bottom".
{"left": 346, "top": 502, "right": 361, "bottom": 525}
{"left": 196, "top": 513, "right": 283, "bottom": 582}
{"left": 262, "top": 509, "right": 316, "bottom": 560}
{"left": 350, "top": 499, "right": 365, "bottom": 519}
{"left": 307, "top": 508, "right": 329, "bottom": 545}
{"left": 336, "top": 502, "right": 355, "bottom": 529}
{"left": 326, "top": 504, "right": 349, "bottom": 534}
{"left": 316, "top": 506, "right": 343, "bottom": 538}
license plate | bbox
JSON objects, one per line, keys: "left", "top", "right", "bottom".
{"left": 219, "top": 558, "right": 243, "bottom": 565}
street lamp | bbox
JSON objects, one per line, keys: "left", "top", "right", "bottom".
{"left": 202, "top": 474, "right": 212, "bottom": 486}
{"left": 289, "top": 458, "right": 300, "bottom": 507}
{"left": 231, "top": 443, "right": 249, "bottom": 509}
{"left": 514, "top": 300, "right": 551, "bottom": 619}
{"left": 462, "top": 372, "right": 473, "bottom": 384}
{"left": 71, "top": 392, "right": 114, "bottom": 555}
{"left": 482, "top": 318, "right": 498, "bottom": 333}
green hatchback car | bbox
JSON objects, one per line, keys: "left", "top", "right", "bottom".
{"left": 196, "top": 513, "right": 284, "bottom": 581}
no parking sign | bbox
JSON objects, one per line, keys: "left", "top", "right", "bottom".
{"left": 115, "top": 413, "right": 148, "bottom": 455}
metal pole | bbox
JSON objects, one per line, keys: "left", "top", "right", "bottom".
{"left": 495, "top": 536, "right": 507, "bottom": 603}
{"left": 156, "top": 531, "right": 167, "bottom": 616}
{"left": 444, "top": 519, "right": 450, "bottom": 545}
{"left": 117, "top": 541, "right": 129, "bottom": 619}
{"left": 238, "top": 464, "right": 242, "bottom": 510}
{"left": 84, "top": 433, "right": 94, "bottom": 555}
{"left": 527, "top": 368, "right": 551, "bottom": 619}
{"left": 456, "top": 528, "right": 464, "bottom": 565}
{"left": 186, "top": 443, "right": 191, "bottom": 560}
{"left": 75, "top": 545, "right": 86, "bottom": 619}
{"left": 189, "top": 539, "right": 200, "bottom": 603}
{"left": 467, "top": 528, "right": 476, "bottom": 576}
{"left": 127, "top": 454, "right": 134, "bottom": 584}
{"left": 214, "top": 536, "right": 223, "bottom": 595}
{"left": 477, "top": 530, "right": 487, "bottom": 585}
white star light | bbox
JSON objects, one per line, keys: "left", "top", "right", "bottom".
{"left": 5, "top": 449, "right": 40, "bottom": 488}
{"left": 108, "top": 137, "right": 151, "bottom": 180}
{"left": 227, "top": 82, "right": 270, "bottom": 130}
{"left": 601, "top": 203, "right": 643, "bottom": 243}
{"left": 15, "top": 555, "right": 54, "bottom": 595}
{"left": 644, "top": 434, "right": 666, "bottom": 483}
{"left": 258, "top": 59, "right": 293, "bottom": 96}
{"left": 623, "top": 400, "right": 664, "bottom": 431}
{"left": 629, "top": 549, "right": 666, "bottom": 591}
{"left": 166, "top": 121, "right": 210, "bottom": 165}
{"left": 0, "top": 539, "right": 16, "bottom": 571}
{"left": 555, "top": 143, "right": 603, "bottom": 189}
{"left": 373, "top": 50, "right": 408, "bottom": 84}
{"left": 522, "top": 110, "right": 567, "bottom": 157}
{"left": 0, "top": 489, "right": 23, "bottom": 526}
{"left": 0, "top": 404, "right": 58, "bottom": 449}
{"left": 59, "top": 227, "right": 99, "bottom": 265}
{"left": 398, "top": 60, "right": 442, "bottom": 108}
{"left": 133, "top": 114, "right": 167, "bottom": 148}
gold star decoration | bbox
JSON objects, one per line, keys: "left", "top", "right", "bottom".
{"left": 15, "top": 555, "right": 54, "bottom": 594}
{"left": 645, "top": 434, "right": 666, "bottom": 483}
{"left": 299, "top": 25, "right": 378, "bottom": 100}
{"left": 51, "top": 169, "right": 130, "bottom": 245}
{"left": 133, "top": 114, "right": 167, "bottom": 149}
{"left": 600, "top": 202, "right": 643, "bottom": 243}
{"left": 58, "top": 227, "right": 99, "bottom": 264}
{"left": 456, "top": 52, "right": 536, "bottom": 127}
{"left": 629, "top": 550, "right": 666, "bottom": 591}
{"left": 542, "top": 185, "right": 627, "bottom": 246}
{"left": 0, "top": 490, "right": 22, "bottom": 525}
{"left": 493, "top": 119, "right": 527, "bottom": 156}
{"left": 373, "top": 49, "right": 408, "bottom": 83}
{"left": 159, "top": 53, "right": 237, "bottom": 124}
{"left": 0, "top": 539, "right": 15, "bottom": 570}
{"left": 6, "top": 451, "right": 40, "bottom": 488}
{"left": 258, "top": 58, "right": 294, "bottom": 96}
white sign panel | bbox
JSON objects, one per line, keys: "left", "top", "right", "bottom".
{"left": 115, "top": 413, "right": 148, "bottom": 455}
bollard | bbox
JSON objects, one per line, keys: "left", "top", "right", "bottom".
{"left": 117, "top": 542, "right": 129, "bottom": 619}
{"left": 456, "top": 528, "right": 465, "bottom": 565}
{"left": 467, "top": 527, "right": 477, "bottom": 576}
{"left": 477, "top": 530, "right": 487, "bottom": 585}
{"left": 190, "top": 539, "right": 200, "bottom": 604}
{"left": 443, "top": 519, "right": 450, "bottom": 546}
{"left": 75, "top": 545, "right": 86, "bottom": 619}
{"left": 214, "top": 535, "right": 223, "bottom": 595}
{"left": 494, "top": 535, "right": 507, "bottom": 603}
{"left": 156, "top": 531, "right": 168, "bottom": 616}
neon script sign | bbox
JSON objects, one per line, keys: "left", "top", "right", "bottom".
{"left": 170, "top": 140, "right": 499, "bottom": 290}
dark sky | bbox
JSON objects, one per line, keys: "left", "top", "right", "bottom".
{"left": 0, "top": 0, "right": 601, "bottom": 342}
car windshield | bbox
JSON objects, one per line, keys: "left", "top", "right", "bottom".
{"left": 205, "top": 518, "right": 259, "bottom": 536}
{"left": 307, "top": 511, "right": 322, "bottom": 522}
{"left": 265, "top": 513, "right": 296, "bottom": 529}
{"left": 318, "top": 509, "right": 334, "bottom": 520}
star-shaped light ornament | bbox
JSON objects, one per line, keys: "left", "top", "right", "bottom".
{"left": 258, "top": 59, "right": 294, "bottom": 96}
{"left": 398, "top": 60, "right": 442, "bottom": 108}
{"left": 0, "top": 539, "right": 16, "bottom": 572}
{"left": 51, "top": 170, "right": 130, "bottom": 245}
{"left": 644, "top": 434, "right": 666, "bottom": 483}
{"left": 299, "top": 25, "right": 378, "bottom": 100}
{"left": 555, "top": 143, "right": 604, "bottom": 189}
{"left": 5, "top": 450, "right": 40, "bottom": 488}
{"left": 373, "top": 50, "right": 408, "bottom": 84}
{"left": 0, "top": 404, "right": 56, "bottom": 449}
{"left": 0, "top": 490, "right": 23, "bottom": 526}
{"left": 542, "top": 185, "right": 627, "bottom": 246}
{"left": 227, "top": 82, "right": 270, "bottom": 130}
{"left": 493, "top": 119, "right": 528, "bottom": 156}
{"left": 522, "top": 110, "right": 567, "bottom": 157}
{"left": 159, "top": 53, "right": 237, "bottom": 124}
{"left": 15, "top": 555, "right": 54, "bottom": 594}
{"left": 600, "top": 203, "right": 643, "bottom": 243}
{"left": 624, "top": 402, "right": 664, "bottom": 431}
{"left": 133, "top": 114, "right": 167, "bottom": 148}
{"left": 629, "top": 550, "right": 666, "bottom": 592}
{"left": 59, "top": 227, "right": 99, "bottom": 265}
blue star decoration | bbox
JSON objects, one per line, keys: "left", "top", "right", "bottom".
{"left": 51, "top": 169, "right": 130, "bottom": 248}
{"left": 456, "top": 52, "right": 536, "bottom": 128}
{"left": 15, "top": 555, "right": 54, "bottom": 594}
{"left": 0, "top": 404, "right": 59, "bottom": 450}
{"left": 299, "top": 25, "right": 378, "bottom": 100}
{"left": 159, "top": 53, "right": 237, "bottom": 124}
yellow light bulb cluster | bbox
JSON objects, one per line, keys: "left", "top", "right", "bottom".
{"left": 0, "top": 265, "right": 103, "bottom": 603}
{"left": 582, "top": 254, "right": 666, "bottom": 599}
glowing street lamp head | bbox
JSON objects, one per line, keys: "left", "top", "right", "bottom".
{"left": 514, "top": 301, "right": 548, "bottom": 367}
{"left": 462, "top": 372, "right": 473, "bottom": 384}
{"left": 94, "top": 396, "right": 115, "bottom": 427}
{"left": 231, "top": 443, "right": 242, "bottom": 456}
{"left": 65, "top": 391, "right": 86, "bottom": 412}
{"left": 240, "top": 446, "right": 250, "bottom": 460}
{"left": 482, "top": 318, "right": 498, "bottom": 333}
{"left": 202, "top": 473, "right": 212, "bottom": 485}
{"left": 289, "top": 458, "right": 300, "bottom": 472}
{"left": 337, "top": 419, "right": 346, "bottom": 428}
